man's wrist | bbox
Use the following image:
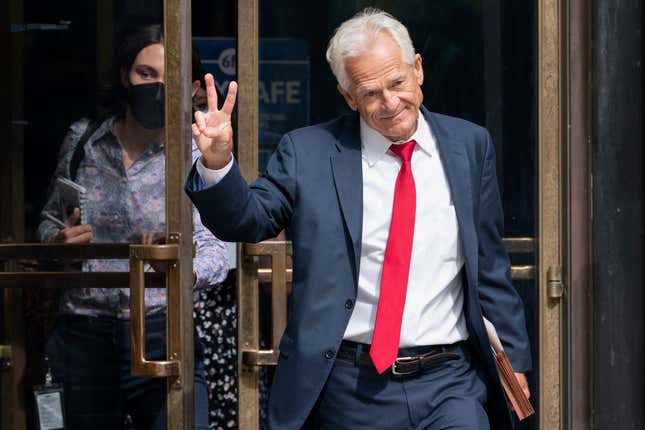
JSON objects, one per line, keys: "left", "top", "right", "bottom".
{"left": 201, "top": 152, "right": 233, "bottom": 170}
{"left": 196, "top": 155, "right": 234, "bottom": 187}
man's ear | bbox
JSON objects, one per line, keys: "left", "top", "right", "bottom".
{"left": 414, "top": 53, "right": 424, "bottom": 86}
{"left": 337, "top": 84, "right": 358, "bottom": 111}
{"left": 191, "top": 80, "right": 201, "bottom": 97}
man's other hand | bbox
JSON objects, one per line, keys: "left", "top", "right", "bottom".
{"left": 514, "top": 372, "right": 530, "bottom": 399}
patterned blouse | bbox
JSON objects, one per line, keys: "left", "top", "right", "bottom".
{"left": 38, "top": 116, "right": 229, "bottom": 319}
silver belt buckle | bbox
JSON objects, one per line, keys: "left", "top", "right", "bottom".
{"left": 390, "top": 355, "right": 417, "bottom": 376}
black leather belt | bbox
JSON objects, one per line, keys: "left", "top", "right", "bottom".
{"left": 336, "top": 340, "right": 463, "bottom": 376}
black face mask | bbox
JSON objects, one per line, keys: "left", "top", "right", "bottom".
{"left": 127, "top": 82, "right": 165, "bottom": 129}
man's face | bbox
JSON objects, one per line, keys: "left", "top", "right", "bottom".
{"left": 338, "top": 32, "right": 424, "bottom": 142}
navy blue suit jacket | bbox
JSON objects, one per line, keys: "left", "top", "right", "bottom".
{"left": 186, "top": 107, "right": 531, "bottom": 429}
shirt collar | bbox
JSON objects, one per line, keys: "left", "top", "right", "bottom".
{"left": 360, "top": 111, "right": 435, "bottom": 167}
{"left": 90, "top": 116, "right": 165, "bottom": 152}
{"left": 90, "top": 116, "right": 117, "bottom": 143}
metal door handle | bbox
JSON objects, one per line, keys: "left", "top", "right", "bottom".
{"left": 129, "top": 244, "right": 180, "bottom": 377}
{"left": 241, "top": 241, "right": 291, "bottom": 366}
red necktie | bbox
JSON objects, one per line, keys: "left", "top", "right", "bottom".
{"left": 370, "top": 140, "right": 417, "bottom": 374}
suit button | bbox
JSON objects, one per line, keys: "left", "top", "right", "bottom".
{"left": 324, "top": 349, "right": 335, "bottom": 359}
{"left": 345, "top": 299, "right": 354, "bottom": 309}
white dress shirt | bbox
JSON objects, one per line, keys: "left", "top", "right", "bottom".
{"left": 196, "top": 154, "right": 234, "bottom": 183}
{"left": 343, "top": 115, "right": 468, "bottom": 347}
{"left": 196, "top": 112, "right": 468, "bottom": 348}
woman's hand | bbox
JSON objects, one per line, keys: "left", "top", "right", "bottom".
{"left": 192, "top": 73, "right": 238, "bottom": 170}
{"left": 141, "top": 231, "right": 168, "bottom": 272}
{"left": 51, "top": 208, "right": 93, "bottom": 244}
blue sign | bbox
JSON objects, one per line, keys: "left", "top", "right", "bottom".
{"left": 193, "top": 38, "right": 310, "bottom": 170}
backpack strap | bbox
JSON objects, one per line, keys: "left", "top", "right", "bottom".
{"left": 68, "top": 119, "right": 104, "bottom": 181}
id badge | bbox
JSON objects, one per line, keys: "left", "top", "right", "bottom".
{"left": 33, "top": 384, "right": 66, "bottom": 430}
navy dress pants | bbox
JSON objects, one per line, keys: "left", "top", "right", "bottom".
{"left": 310, "top": 342, "right": 490, "bottom": 430}
{"left": 45, "top": 314, "right": 209, "bottom": 430}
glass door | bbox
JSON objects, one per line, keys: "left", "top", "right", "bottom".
{"left": 231, "top": 1, "right": 567, "bottom": 429}
{"left": 1, "top": 0, "right": 197, "bottom": 428}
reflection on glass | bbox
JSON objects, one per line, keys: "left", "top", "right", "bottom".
{"left": 191, "top": 3, "right": 240, "bottom": 427}
{"left": 6, "top": 2, "right": 229, "bottom": 428}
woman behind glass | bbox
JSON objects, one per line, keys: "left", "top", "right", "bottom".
{"left": 37, "top": 21, "right": 228, "bottom": 429}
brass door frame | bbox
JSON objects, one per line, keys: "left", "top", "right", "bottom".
{"left": 538, "top": 0, "right": 567, "bottom": 428}
{"left": 564, "top": 0, "right": 591, "bottom": 428}
{"left": 163, "top": 0, "right": 195, "bottom": 428}
{"left": 236, "top": 0, "right": 262, "bottom": 428}
{"left": 233, "top": 1, "right": 571, "bottom": 429}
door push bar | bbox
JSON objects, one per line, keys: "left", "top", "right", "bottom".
{"left": 241, "top": 241, "right": 291, "bottom": 366}
{"left": 129, "top": 244, "right": 181, "bottom": 378}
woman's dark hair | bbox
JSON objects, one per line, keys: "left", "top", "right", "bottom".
{"left": 100, "top": 21, "right": 163, "bottom": 117}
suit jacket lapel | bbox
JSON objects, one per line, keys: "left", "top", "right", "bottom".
{"left": 329, "top": 109, "right": 475, "bottom": 285}
{"left": 423, "top": 108, "right": 476, "bottom": 269}
{"left": 330, "top": 115, "right": 363, "bottom": 283}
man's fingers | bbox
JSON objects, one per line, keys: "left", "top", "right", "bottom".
{"left": 514, "top": 372, "right": 530, "bottom": 399}
{"left": 221, "top": 81, "right": 238, "bottom": 116}
{"left": 192, "top": 123, "right": 201, "bottom": 138}
{"left": 195, "top": 110, "right": 207, "bottom": 132}
{"left": 202, "top": 121, "right": 232, "bottom": 139}
{"left": 205, "top": 73, "right": 219, "bottom": 113}
{"left": 192, "top": 111, "right": 203, "bottom": 135}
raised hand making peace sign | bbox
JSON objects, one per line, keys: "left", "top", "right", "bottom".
{"left": 192, "top": 73, "right": 238, "bottom": 169}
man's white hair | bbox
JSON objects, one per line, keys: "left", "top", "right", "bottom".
{"left": 326, "top": 8, "right": 416, "bottom": 90}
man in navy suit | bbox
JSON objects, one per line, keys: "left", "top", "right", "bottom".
{"left": 186, "top": 8, "right": 531, "bottom": 430}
